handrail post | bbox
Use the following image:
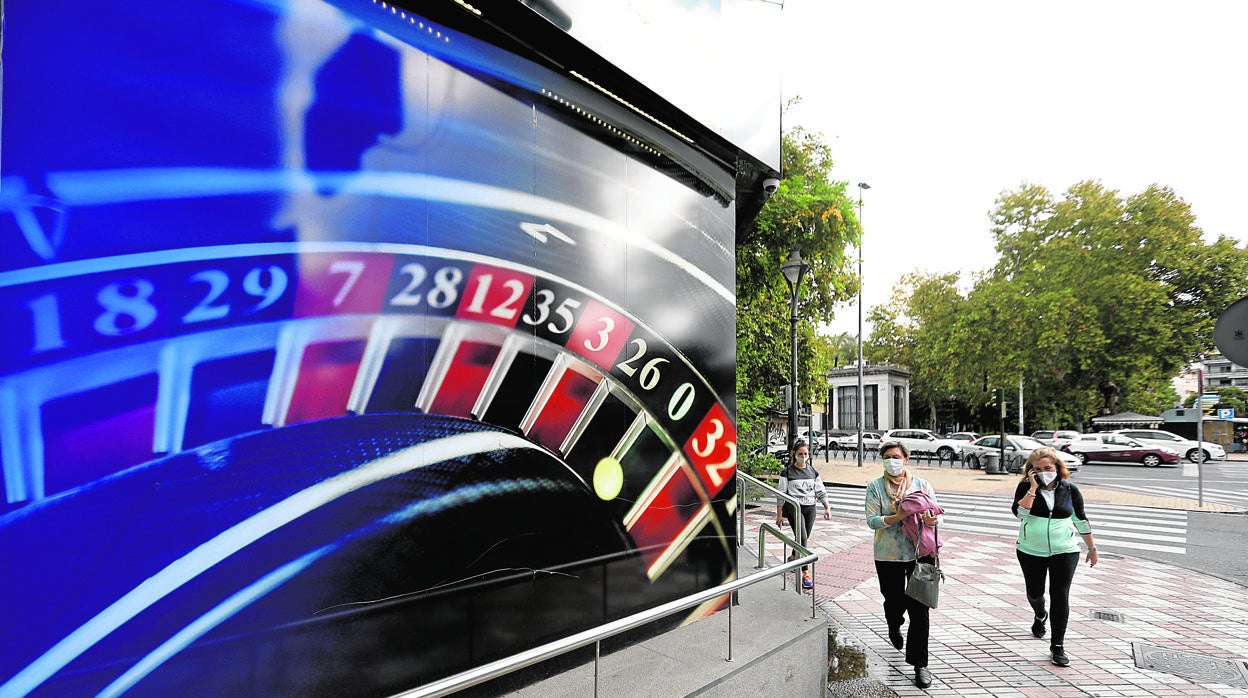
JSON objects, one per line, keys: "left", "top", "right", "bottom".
{"left": 810, "top": 566, "right": 816, "bottom": 618}
{"left": 737, "top": 476, "right": 745, "bottom": 543}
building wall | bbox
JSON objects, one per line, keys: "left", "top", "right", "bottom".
{"left": 1203, "top": 354, "right": 1248, "bottom": 390}
{"left": 825, "top": 363, "right": 911, "bottom": 432}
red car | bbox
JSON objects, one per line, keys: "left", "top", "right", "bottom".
{"left": 1060, "top": 433, "right": 1182, "bottom": 466}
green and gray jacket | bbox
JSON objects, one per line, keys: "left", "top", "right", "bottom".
{"left": 1010, "top": 479, "right": 1092, "bottom": 557}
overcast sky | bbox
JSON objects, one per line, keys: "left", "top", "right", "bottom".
{"left": 779, "top": 0, "right": 1248, "bottom": 338}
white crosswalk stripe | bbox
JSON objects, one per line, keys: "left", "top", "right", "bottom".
{"left": 818, "top": 487, "right": 1189, "bottom": 555}
{"left": 1084, "top": 482, "right": 1241, "bottom": 507}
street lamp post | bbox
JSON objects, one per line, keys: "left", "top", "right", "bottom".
{"left": 856, "top": 182, "right": 870, "bottom": 468}
{"left": 782, "top": 245, "right": 810, "bottom": 455}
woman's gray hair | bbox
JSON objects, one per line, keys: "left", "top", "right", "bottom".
{"left": 878, "top": 441, "right": 910, "bottom": 458}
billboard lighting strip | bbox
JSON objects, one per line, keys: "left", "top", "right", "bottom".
{"left": 569, "top": 71, "right": 694, "bottom": 145}
{"left": 372, "top": 0, "right": 478, "bottom": 31}
{"left": 448, "top": 0, "right": 483, "bottom": 16}
{"left": 541, "top": 88, "right": 660, "bottom": 157}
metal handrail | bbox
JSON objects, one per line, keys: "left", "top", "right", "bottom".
{"left": 755, "top": 522, "right": 818, "bottom": 618}
{"left": 396, "top": 554, "right": 818, "bottom": 697}
{"left": 736, "top": 470, "right": 804, "bottom": 573}
{"left": 394, "top": 472, "right": 821, "bottom": 698}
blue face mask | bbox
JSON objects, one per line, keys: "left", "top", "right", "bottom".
{"left": 883, "top": 458, "right": 906, "bottom": 476}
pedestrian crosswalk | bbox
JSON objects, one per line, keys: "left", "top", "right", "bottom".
{"left": 819, "top": 487, "right": 1189, "bottom": 555}
{"left": 1105, "top": 481, "right": 1242, "bottom": 508}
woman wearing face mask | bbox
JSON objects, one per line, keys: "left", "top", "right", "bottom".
{"left": 775, "top": 440, "right": 831, "bottom": 589}
{"left": 1012, "top": 447, "right": 1098, "bottom": 668}
{"left": 865, "top": 441, "right": 941, "bottom": 689}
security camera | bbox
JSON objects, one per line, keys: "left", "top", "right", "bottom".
{"left": 762, "top": 177, "right": 780, "bottom": 194}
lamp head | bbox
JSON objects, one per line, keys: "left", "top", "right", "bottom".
{"left": 781, "top": 244, "right": 809, "bottom": 288}
{"left": 858, "top": 182, "right": 871, "bottom": 190}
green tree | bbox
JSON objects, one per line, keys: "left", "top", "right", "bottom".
{"left": 866, "top": 272, "right": 965, "bottom": 428}
{"left": 821, "top": 331, "right": 859, "bottom": 369}
{"left": 990, "top": 181, "right": 1248, "bottom": 421}
{"left": 1210, "top": 386, "right": 1248, "bottom": 416}
{"left": 867, "top": 180, "right": 1248, "bottom": 433}
{"left": 736, "top": 126, "right": 860, "bottom": 471}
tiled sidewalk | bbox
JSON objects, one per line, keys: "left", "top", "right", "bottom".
{"left": 743, "top": 507, "right": 1248, "bottom": 696}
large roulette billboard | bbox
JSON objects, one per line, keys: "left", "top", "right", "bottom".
{"left": 0, "top": 0, "right": 760, "bottom": 694}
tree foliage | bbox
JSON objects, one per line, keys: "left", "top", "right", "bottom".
{"left": 867, "top": 180, "right": 1248, "bottom": 432}
{"left": 736, "top": 126, "right": 861, "bottom": 469}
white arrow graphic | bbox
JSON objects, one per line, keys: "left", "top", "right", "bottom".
{"left": 519, "top": 221, "right": 575, "bottom": 245}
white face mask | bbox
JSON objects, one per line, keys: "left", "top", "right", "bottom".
{"left": 883, "top": 458, "right": 906, "bottom": 476}
{"left": 1036, "top": 471, "right": 1057, "bottom": 485}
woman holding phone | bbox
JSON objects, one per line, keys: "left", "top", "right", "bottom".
{"left": 1011, "top": 447, "right": 1098, "bottom": 667}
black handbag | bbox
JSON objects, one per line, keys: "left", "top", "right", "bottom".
{"left": 905, "top": 523, "right": 944, "bottom": 608}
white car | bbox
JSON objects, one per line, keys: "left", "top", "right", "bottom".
{"left": 832, "top": 431, "right": 883, "bottom": 450}
{"left": 1110, "top": 429, "right": 1226, "bottom": 463}
{"left": 798, "top": 429, "right": 830, "bottom": 452}
{"left": 882, "top": 429, "right": 963, "bottom": 461}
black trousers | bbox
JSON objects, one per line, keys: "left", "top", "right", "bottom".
{"left": 875, "top": 558, "right": 933, "bottom": 667}
{"left": 783, "top": 503, "right": 817, "bottom": 571}
{"left": 1016, "top": 550, "right": 1080, "bottom": 647}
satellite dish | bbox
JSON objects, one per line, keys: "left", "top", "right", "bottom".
{"left": 1214, "top": 296, "right": 1248, "bottom": 366}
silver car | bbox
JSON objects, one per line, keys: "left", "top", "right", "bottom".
{"left": 963, "top": 434, "right": 1081, "bottom": 472}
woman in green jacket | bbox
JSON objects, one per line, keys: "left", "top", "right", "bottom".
{"left": 1011, "top": 447, "right": 1099, "bottom": 667}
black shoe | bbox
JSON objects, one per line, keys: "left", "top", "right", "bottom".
{"left": 914, "top": 666, "right": 932, "bottom": 688}
{"left": 1032, "top": 612, "right": 1047, "bottom": 639}
{"left": 888, "top": 627, "right": 904, "bottom": 650}
{"left": 1050, "top": 645, "right": 1070, "bottom": 667}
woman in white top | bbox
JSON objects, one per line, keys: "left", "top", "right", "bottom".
{"left": 774, "top": 440, "right": 830, "bottom": 589}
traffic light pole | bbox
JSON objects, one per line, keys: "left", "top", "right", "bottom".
{"left": 997, "top": 387, "right": 1006, "bottom": 470}
{"left": 1197, "top": 369, "right": 1204, "bottom": 507}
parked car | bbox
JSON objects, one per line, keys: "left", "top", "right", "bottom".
{"left": 1051, "top": 430, "right": 1081, "bottom": 447}
{"left": 963, "top": 434, "right": 1081, "bottom": 472}
{"left": 1061, "top": 433, "right": 1181, "bottom": 467}
{"left": 882, "top": 429, "right": 963, "bottom": 461}
{"left": 947, "top": 432, "right": 981, "bottom": 443}
{"left": 1031, "top": 430, "right": 1080, "bottom": 448}
{"left": 763, "top": 438, "right": 790, "bottom": 464}
{"left": 801, "top": 429, "right": 839, "bottom": 454}
{"left": 831, "top": 431, "right": 884, "bottom": 450}
{"left": 1110, "top": 429, "right": 1226, "bottom": 463}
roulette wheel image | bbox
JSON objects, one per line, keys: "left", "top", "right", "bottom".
{"left": 1, "top": 414, "right": 659, "bottom": 695}
{"left": 0, "top": 0, "right": 754, "bottom": 693}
